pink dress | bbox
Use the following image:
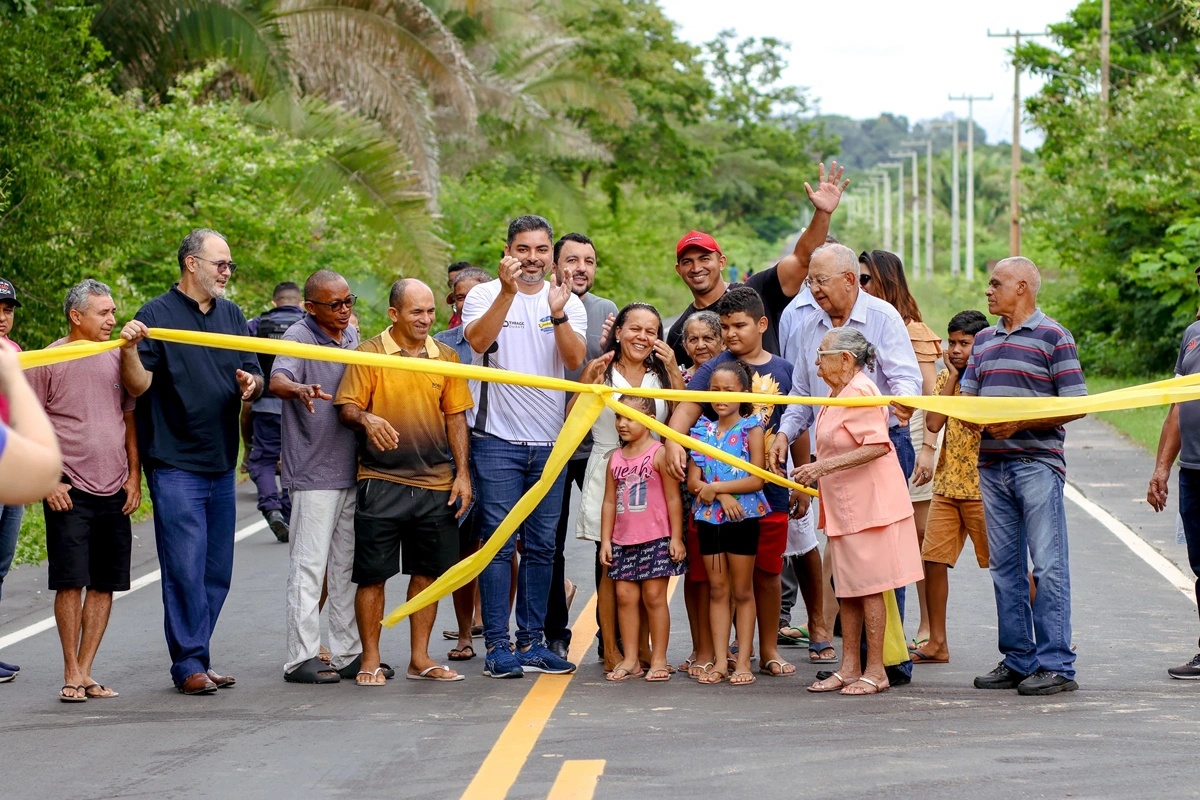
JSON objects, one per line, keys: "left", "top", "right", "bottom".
{"left": 816, "top": 371, "right": 923, "bottom": 598}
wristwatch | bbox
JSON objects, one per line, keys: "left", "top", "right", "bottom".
{"left": 550, "top": 314, "right": 569, "bottom": 326}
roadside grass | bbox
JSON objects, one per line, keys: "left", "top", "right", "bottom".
{"left": 1088, "top": 373, "right": 1171, "bottom": 455}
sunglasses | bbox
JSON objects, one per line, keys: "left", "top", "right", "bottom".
{"left": 308, "top": 294, "right": 357, "bottom": 312}
{"left": 859, "top": 273, "right": 872, "bottom": 286}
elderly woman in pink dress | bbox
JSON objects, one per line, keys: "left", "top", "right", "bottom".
{"left": 793, "top": 327, "right": 923, "bottom": 696}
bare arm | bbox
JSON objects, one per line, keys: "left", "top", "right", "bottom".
{"left": 792, "top": 443, "right": 891, "bottom": 485}
{"left": 270, "top": 371, "right": 333, "bottom": 414}
{"left": 118, "top": 320, "right": 152, "bottom": 397}
{"left": 774, "top": 162, "right": 848, "bottom": 296}
{"left": 464, "top": 256, "right": 520, "bottom": 354}
{"left": 338, "top": 403, "right": 400, "bottom": 452}
{"left": 1148, "top": 404, "right": 1181, "bottom": 513}
{"left": 446, "top": 411, "right": 471, "bottom": 519}
{"left": 0, "top": 347, "right": 62, "bottom": 504}
{"left": 657, "top": 447, "right": 687, "bottom": 563}
{"left": 984, "top": 414, "right": 1086, "bottom": 441}
{"left": 550, "top": 274, "right": 585, "bottom": 371}
{"left": 599, "top": 458, "right": 618, "bottom": 567}
{"left": 121, "top": 410, "right": 142, "bottom": 515}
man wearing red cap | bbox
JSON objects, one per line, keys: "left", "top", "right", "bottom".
{"left": 665, "top": 163, "right": 848, "bottom": 367}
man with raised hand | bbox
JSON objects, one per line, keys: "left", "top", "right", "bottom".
{"left": 119, "top": 228, "right": 264, "bottom": 696}
{"left": 545, "top": 232, "right": 618, "bottom": 660}
{"left": 271, "top": 270, "right": 362, "bottom": 685}
{"left": 665, "top": 163, "right": 847, "bottom": 366}
{"left": 964, "top": 257, "right": 1087, "bottom": 697}
{"left": 336, "top": 279, "right": 472, "bottom": 686}
{"left": 462, "top": 214, "right": 587, "bottom": 679}
{"left": 27, "top": 280, "right": 140, "bottom": 702}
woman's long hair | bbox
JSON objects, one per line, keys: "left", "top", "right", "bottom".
{"left": 859, "top": 249, "right": 923, "bottom": 324}
{"left": 602, "top": 302, "right": 673, "bottom": 390}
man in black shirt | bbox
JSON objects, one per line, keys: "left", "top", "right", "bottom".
{"left": 119, "top": 228, "right": 264, "bottom": 696}
{"left": 666, "top": 163, "right": 848, "bottom": 366}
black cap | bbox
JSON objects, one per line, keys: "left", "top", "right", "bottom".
{"left": 0, "top": 278, "right": 19, "bottom": 307}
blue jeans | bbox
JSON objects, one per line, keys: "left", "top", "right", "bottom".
{"left": 150, "top": 467, "right": 236, "bottom": 686}
{"left": 471, "top": 435, "right": 566, "bottom": 651}
{"left": 248, "top": 413, "right": 289, "bottom": 516}
{"left": 1179, "top": 468, "right": 1200, "bottom": 647}
{"left": 979, "top": 458, "right": 1074, "bottom": 680}
{"left": 0, "top": 504, "right": 23, "bottom": 602}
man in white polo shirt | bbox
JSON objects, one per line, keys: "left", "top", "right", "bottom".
{"left": 462, "top": 214, "right": 587, "bottom": 679}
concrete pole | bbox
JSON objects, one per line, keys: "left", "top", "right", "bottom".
{"left": 925, "top": 139, "right": 933, "bottom": 278}
{"left": 951, "top": 118, "right": 961, "bottom": 277}
{"left": 878, "top": 164, "right": 900, "bottom": 254}
{"left": 950, "top": 94, "right": 992, "bottom": 280}
{"left": 1100, "top": 0, "right": 1111, "bottom": 110}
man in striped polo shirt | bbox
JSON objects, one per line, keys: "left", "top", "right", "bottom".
{"left": 961, "top": 257, "right": 1087, "bottom": 697}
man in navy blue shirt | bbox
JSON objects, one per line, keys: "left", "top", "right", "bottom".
{"left": 119, "top": 228, "right": 264, "bottom": 696}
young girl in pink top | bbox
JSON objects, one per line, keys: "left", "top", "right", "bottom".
{"left": 600, "top": 395, "right": 685, "bottom": 682}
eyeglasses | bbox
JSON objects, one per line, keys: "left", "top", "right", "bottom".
{"left": 192, "top": 255, "right": 238, "bottom": 274}
{"left": 803, "top": 274, "right": 842, "bottom": 289}
{"left": 859, "top": 273, "right": 872, "bottom": 286}
{"left": 307, "top": 294, "right": 357, "bottom": 312}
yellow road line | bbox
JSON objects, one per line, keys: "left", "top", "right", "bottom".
{"left": 547, "top": 760, "right": 606, "bottom": 800}
{"left": 461, "top": 573, "right": 683, "bottom": 800}
{"left": 461, "top": 593, "right": 600, "bottom": 800}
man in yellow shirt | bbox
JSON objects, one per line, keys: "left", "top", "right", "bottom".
{"left": 335, "top": 279, "right": 473, "bottom": 686}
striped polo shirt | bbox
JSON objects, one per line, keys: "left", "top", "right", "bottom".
{"left": 959, "top": 309, "right": 1087, "bottom": 476}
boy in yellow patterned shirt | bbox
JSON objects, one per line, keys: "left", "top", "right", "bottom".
{"left": 909, "top": 310, "right": 990, "bottom": 664}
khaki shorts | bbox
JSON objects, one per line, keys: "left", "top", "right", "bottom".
{"left": 921, "top": 495, "right": 988, "bottom": 568}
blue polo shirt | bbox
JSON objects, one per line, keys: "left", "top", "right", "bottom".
{"left": 960, "top": 308, "right": 1087, "bottom": 476}
{"left": 134, "top": 284, "right": 262, "bottom": 474}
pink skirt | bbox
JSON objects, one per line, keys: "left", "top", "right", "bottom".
{"left": 828, "top": 516, "right": 924, "bottom": 598}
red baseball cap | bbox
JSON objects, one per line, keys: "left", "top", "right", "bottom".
{"left": 675, "top": 230, "right": 721, "bottom": 260}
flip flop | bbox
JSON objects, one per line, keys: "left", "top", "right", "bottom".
{"left": 759, "top": 659, "right": 796, "bottom": 677}
{"left": 442, "top": 625, "right": 484, "bottom": 640}
{"left": 778, "top": 626, "right": 809, "bottom": 646}
{"left": 82, "top": 683, "right": 119, "bottom": 698}
{"left": 729, "top": 671, "right": 756, "bottom": 686}
{"left": 644, "top": 667, "right": 671, "bottom": 682}
{"left": 688, "top": 661, "right": 714, "bottom": 680}
{"left": 841, "top": 676, "right": 889, "bottom": 695}
{"left": 284, "top": 656, "right": 342, "bottom": 684}
{"left": 355, "top": 668, "right": 387, "bottom": 687}
{"left": 808, "top": 641, "right": 838, "bottom": 663}
{"left": 807, "top": 671, "right": 849, "bottom": 693}
{"left": 407, "top": 665, "right": 464, "bottom": 682}
{"left": 908, "top": 637, "right": 929, "bottom": 651}
{"left": 606, "top": 666, "right": 644, "bottom": 682}
{"left": 448, "top": 644, "right": 476, "bottom": 661}
{"left": 678, "top": 657, "right": 695, "bottom": 672}
{"left": 910, "top": 649, "right": 948, "bottom": 665}
{"left": 699, "top": 669, "right": 727, "bottom": 685}
{"left": 60, "top": 684, "right": 87, "bottom": 703}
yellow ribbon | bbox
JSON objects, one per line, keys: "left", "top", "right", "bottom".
{"left": 16, "top": 327, "right": 1200, "bottom": 625}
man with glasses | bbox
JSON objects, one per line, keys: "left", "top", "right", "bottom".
{"left": 119, "top": 228, "right": 264, "bottom": 696}
{"left": 246, "top": 282, "right": 305, "bottom": 542}
{"left": 771, "top": 242, "right": 922, "bottom": 683}
{"left": 270, "top": 270, "right": 363, "bottom": 684}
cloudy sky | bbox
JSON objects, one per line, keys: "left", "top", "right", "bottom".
{"left": 657, "top": 0, "right": 1083, "bottom": 148}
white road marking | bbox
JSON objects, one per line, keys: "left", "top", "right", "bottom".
{"left": 1064, "top": 483, "right": 1195, "bottom": 604}
{"left": 0, "top": 519, "right": 269, "bottom": 652}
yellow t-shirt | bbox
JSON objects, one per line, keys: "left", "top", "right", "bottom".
{"left": 931, "top": 369, "right": 982, "bottom": 500}
{"left": 334, "top": 330, "right": 473, "bottom": 490}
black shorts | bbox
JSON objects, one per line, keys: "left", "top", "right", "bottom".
{"left": 696, "top": 518, "right": 760, "bottom": 558}
{"left": 353, "top": 479, "right": 458, "bottom": 585}
{"left": 44, "top": 486, "right": 133, "bottom": 592}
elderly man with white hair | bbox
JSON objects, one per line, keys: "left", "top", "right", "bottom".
{"left": 963, "top": 256, "right": 1087, "bottom": 697}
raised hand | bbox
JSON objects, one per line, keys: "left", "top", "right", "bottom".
{"left": 804, "top": 161, "right": 849, "bottom": 215}
{"left": 548, "top": 271, "right": 571, "bottom": 317}
{"left": 579, "top": 351, "right": 615, "bottom": 385}
{"left": 498, "top": 255, "right": 522, "bottom": 296}
{"left": 235, "top": 369, "right": 259, "bottom": 401}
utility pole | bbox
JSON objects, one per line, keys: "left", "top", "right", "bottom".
{"left": 988, "top": 29, "right": 1047, "bottom": 258}
{"left": 949, "top": 93, "right": 992, "bottom": 280}
{"left": 890, "top": 151, "right": 919, "bottom": 273}
{"left": 903, "top": 140, "right": 933, "bottom": 280}
{"left": 1100, "top": 0, "right": 1111, "bottom": 110}
{"left": 933, "top": 118, "right": 962, "bottom": 277}
{"left": 878, "top": 163, "right": 900, "bottom": 255}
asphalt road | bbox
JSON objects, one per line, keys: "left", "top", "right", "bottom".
{"left": 2, "top": 416, "right": 1199, "bottom": 800}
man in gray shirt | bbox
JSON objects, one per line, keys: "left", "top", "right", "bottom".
{"left": 270, "top": 270, "right": 363, "bottom": 684}
{"left": 546, "top": 233, "right": 617, "bottom": 659}
{"left": 1148, "top": 271, "right": 1200, "bottom": 679}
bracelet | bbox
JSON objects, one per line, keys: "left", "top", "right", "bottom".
{"left": 921, "top": 441, "right": 936, "bottom": 449}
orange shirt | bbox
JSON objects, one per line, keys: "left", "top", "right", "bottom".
{"left": 815, "top": 371, "right": 914, "bottom": 536}
{"left": 334, "top": 329, "right": 473, "bottom": 490}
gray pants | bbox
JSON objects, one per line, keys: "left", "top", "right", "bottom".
{"left": 284, "top": 488, "right": 361, "bottom": 673}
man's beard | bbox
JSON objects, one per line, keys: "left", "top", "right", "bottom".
{"left": 198, "top": 270, "right": 226, "bottom": 299}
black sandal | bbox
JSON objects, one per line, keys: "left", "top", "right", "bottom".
{"left": 60, "top": 684, "right": 87, "bottom": 703}
{"left": 284, "top": 656, "right": 342, "bottom": 684}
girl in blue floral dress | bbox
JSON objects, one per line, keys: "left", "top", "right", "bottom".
{"left": 686, "top": 360, "right": 767, "bottom": 686}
